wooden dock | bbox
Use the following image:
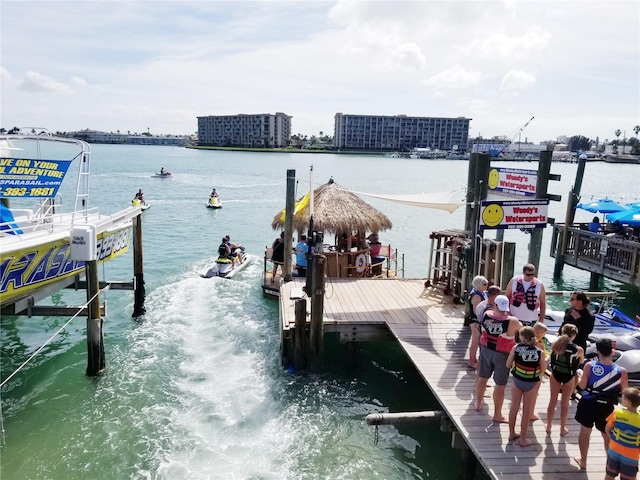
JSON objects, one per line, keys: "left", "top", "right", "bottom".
{"left": 279, "top": 278, "right": 609, "bottom": 480}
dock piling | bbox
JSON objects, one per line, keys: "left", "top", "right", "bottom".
{"left": 85, "top": 260, "right": 105, "bottom": 375}
{"left": 132, "top": 214, "right": 146, "bottom": 318}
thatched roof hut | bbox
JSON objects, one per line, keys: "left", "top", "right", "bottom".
{"left": 271, "top": 178, "right": 392, "bottom": 235}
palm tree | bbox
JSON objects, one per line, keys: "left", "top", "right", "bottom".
{"left": 614, "top": 129, "right": 621, "bottom": 154}
{"left": 633, "top": 125, "right": 640, "bottom": 154}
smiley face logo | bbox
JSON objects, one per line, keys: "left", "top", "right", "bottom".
{"left": 488, "top": 168, "right": 500, "bottom": 190}
{"left": 482, "top": 203, "right": 504, "bottom": 227}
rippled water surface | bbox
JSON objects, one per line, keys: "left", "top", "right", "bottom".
{"left": 2, "top": 146, "right": 638, "bottom": 479}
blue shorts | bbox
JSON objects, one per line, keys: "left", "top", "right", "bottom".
{"left": 478, "top": 346, "right": 510, "bottom": 386}
{"left": 606, "top": 450, "right": 639, "bottom": 479}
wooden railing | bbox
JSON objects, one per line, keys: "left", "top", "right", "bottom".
{"left": 550, "top": 225, "right": 640, "bottom": 287}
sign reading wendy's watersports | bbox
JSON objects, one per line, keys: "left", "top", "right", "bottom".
{"left": 0, "top": 157, "right": 72, "bottom": 198}
{"left": 487, "top": 167, "right": 538, "bottom": 198}
{"left": 480, "top": 199, "right": 549, "bottom": 230}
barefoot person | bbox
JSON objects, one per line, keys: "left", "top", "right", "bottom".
{"left": 573, "top": 338, "right": 628, "bottom": 470}
{"left": 466, "top": 275, "right": 488, "bottom": 369}
{"left": 506, "top": 326, "right": 546, "bottom": 447}
{"left": 546, "top": 324, "right": 584, "bottom": 436}
{"left": 475, "top": 295, "right": 522, "bottom": 422}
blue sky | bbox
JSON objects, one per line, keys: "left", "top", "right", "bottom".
{"left": 2, "top": 1, "right": 638, "bottom": 144}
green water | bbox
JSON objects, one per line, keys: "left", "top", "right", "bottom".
{"left": 1, "top": 146, "right": 638, "bottom": 479}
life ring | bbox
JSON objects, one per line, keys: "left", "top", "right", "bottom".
{"left": 355, "top": 253, "right": 367, "bottom": 273}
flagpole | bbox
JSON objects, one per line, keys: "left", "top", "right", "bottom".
{"left": 305, "top": 165, "right": 314, "bottom": 294}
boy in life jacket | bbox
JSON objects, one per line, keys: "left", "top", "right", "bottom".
{"left": 505, "top": 263, "right": 547, "bottom": 327}
{"left": 574, "top": 338, "right": 629, "bottom": 471}
{"left": 604, "top": 387, "right": 640, "bottom": 480}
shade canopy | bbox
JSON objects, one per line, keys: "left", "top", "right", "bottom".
{"left": 272, "top": 179, "right": 392, "bottom": 234}
{"left": 576, "top": 198, "right": 627, "bottom": 214}
{"left": 606, "top": 207, "right": 640, "bottom": 227}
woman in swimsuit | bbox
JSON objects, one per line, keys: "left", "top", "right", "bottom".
{"left": 546, "top": 323, "right": 584, "bottom": 436}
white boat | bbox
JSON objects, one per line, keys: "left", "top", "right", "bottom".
{"left": 201, "top": 250, "right": 252, "bottom": 278}
{"left": 206, "top": 196, "right": 222, "bottom": 209}
{"left": 0, "top": 129, "right": 140, "bottom": 309}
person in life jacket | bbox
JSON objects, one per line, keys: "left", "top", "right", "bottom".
{"left": 604, "top": 387, "right": 640, "bottom": 480}
{"left": 466, "top": 275, "right": 488, "bottom": 370}
{"left": 546, "top": 323, "right": 584, "bottom": 437}
{"left": 574, "top": 338, "right": 629, "bottom": 471}
{"left": 218, "top": 237, "right": 231, "bottom": 259}
{"left": 506, "top": 326, "right": 546, "bottom": 447}
{"left": 505, "top": 263, "right": 546, "bottom": 327}
{"left": 474, "top": 295, "right": 522, "bottom": 422}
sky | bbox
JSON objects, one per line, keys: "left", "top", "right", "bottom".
{"left": 1, "top": 1, "right": 639, "bottom": 144}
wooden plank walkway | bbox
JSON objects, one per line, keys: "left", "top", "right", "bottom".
{"left": 280, "top": 278, "right": 609, "bottom": 480}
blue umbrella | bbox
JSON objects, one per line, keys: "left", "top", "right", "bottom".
{"left": 576, "top": 198, "right": 628, "bottom": 214}
{"left": 606, "top": 207, "right": 640, "bottom": 226}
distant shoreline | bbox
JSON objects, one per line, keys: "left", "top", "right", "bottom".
{"left": 187, "top": 145, "right": 383, "bottom": 156}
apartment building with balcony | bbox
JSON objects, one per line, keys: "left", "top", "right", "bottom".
{"left": 333, "top": 113, "right": 471, "bottom": 152}
{"left": 197, "top": 113, "right": 291, "bottom": 148}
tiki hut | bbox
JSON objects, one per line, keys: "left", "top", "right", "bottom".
{"left": 271, "top": 178, "right": 392, "bottom": 237}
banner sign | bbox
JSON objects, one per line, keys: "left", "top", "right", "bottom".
{"left": 0, "top": 226, "right": 130, "bottom": 304}
{"left": 480, "top": 199, "right": 549, "bottom": 230}
{"left": 0, "top": 157, "right": 72, "bottom": 198}
{"left": 487, "top": 167, "right": 538, "bottom": 198}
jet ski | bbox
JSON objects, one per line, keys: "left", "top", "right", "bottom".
{"left": 207, "top": 196, "right": 222, "bottom": 209}
{"left": 132, "top": 198, "right": 151, "bottom": 211}
{"left": 544, "top": 305, "right": 639, "bottom": 336}
{"left": 583, "top": 333, "right": 640, "bottom": 386}
{"left": 201, "top": 247, "right": 252, "bottom": 278}
{"left": 153, "top": 171, "right": 172, "bottom": 178}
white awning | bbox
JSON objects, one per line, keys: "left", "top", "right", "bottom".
{"left": 351, "top": 190, "right": 466, "bottom": 213}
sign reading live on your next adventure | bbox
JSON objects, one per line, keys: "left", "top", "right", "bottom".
{"left": 0, "top": 157, "right": 72, "bottom": 198}
{"left": 480, "top": 199, "right": 549, "bottom": 230}
{"left": 487, "top": 167, "right": 538, "bottom": 197}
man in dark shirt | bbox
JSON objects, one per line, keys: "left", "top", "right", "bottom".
{"left": 559, "top": 291, "right": 595, "bottom": 351}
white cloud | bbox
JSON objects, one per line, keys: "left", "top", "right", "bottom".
{"left": 0, "top": 1, "right": 637, "bottom": 142}
{"left": 500, "top": 71, "right": 536, "bottom": 92}
{"left": 423, "top": 65, "right": 487, "bottom": 90}
{"left": 18, "top": 71, "right": 72, "bottom": 94}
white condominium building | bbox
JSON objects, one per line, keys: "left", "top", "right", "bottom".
{"left": 197, "top": 113, "right": 292, "bottom": 148}
{"left": 334, "top": 113, "right": 471, "bottom": 151}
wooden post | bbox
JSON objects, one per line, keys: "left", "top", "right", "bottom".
{"left": 293, "top": 298, "right": 307, "bottom": 370}
{"left": 85, "top": 260, "right": 105, "bottom": 375}
{"left": 464, "top": 153, "right": 479, "bottom": 232}
{"left": 500, "top": 242, "right": 516, "bottom": 289}
{"left": 309, "top": 254, "right": 326, "bottom": 371}
{"left": 554, "top": 155, "right": 587, "bottom": 277}
{"left": 283, "top": 169, "right": 296, "bottom": 282}
{"left": 590, "top": 272, "right": 601, "bottom": 290}
{"left": 529, "top": 149, "right": 553, "bottom": 267}
{"left": 132, "top": 214, "right": 146, "bottom": 318}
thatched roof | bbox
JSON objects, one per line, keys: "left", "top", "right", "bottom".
{"left": 272, "top": 179, "right": 392, "bottom": 234}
